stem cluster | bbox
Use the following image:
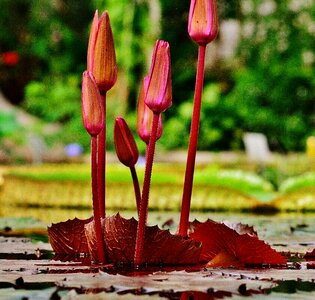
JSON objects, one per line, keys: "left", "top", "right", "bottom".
{"left": 82, "top": 0, "right": 218, "bottom": 266}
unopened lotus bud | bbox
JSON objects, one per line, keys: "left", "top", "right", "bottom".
{"left": 188, "top": 0, "right": 218, "bottom": 45}
{"left": 137, "top": 76, "right": 162, "bottom": 144}
{"left": 145, "top": 40, "right": 172, "bottom": 113}
{"left": 81, "top": 71, "right": 104, "bottom": 136}
{"left": 91, "top": 11, "right": 117, "bottom": 92}
{"left": 114, "top": 117, "right": 139, "bottom": 167}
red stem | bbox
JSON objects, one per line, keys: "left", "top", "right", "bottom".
{"left": 91, "top": 136, "right": 106, "bottom": 263}
{"left": 97, "top": 93, "right": 106, "bottom": 218}
{"left": 178, "top": 44, "right": 207, "bottom": 237}
{"left": 130, "top": 165, "right": 141, "bottom": 215}
{"left": 134, "top": 112, "right": 160, "bottom": 266}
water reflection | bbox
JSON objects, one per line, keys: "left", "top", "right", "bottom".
{"left": 1, "top": 203, "right": 315, "bottom": 243}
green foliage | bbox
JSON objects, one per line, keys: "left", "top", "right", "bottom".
{"left": 159, "top": 0, "right": 315, "bottom": 152}
{"left": 1, "top": 0, "right": 314, "bottom": 152}
{"left": 96, "top": 0, "right": 154, "bottom": 109}
{"left": 227, "top": 0, "right": 315, "bottom": 151}
{"left": 194, "top": 167, "right": 274, "bottom": 196}
{"left": 0, "top": 111, "right": 19, "bottom": 139}
{"left": 24, "top": 76, "right": 89, "bottom": 148}
{"left": 161, "top": 83, "right": 242, "bottom": 150}
{"left": 279, "top": 172, "right": 315, "bottom": 194}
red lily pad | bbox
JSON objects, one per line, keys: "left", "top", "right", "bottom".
{"left": 84, "top": 213, "right": 202, "bottom": 265}
{"left": 48, "top": 217, "right": 92, "bottom": 255}
{"left": 189, "top": 219, "right": 286, "bottom": 267}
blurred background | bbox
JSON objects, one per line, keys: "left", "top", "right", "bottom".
{"left": 0, "top": 0, "right": 315, "bottom": 224}
{"left": 0, "top": 0, "right": 313, "bottom": 162}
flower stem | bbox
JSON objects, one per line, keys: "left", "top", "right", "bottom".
{"left": 91, "top": 136, "right": 105, "bottom": 263}
{"left": 178, "top": 44, "right": 207, "bottom": 237}
{"left": 134, "top": 112, "right": 160, "bottom": 266}
{"left": 130, "top": 165, "right": 141, "bottom": 215}
{"left": 97, "top": 93, "right": 106, "bottom": 218}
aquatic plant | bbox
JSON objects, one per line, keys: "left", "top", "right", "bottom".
{"left": 48, "top": 0, "right": 286, "bottom": 269}
{"left": 114, "top": 117, "right": 140, "bottom": 214}
{"left": 87, "top": 10, "right": 117, "bottom": 219}
{"left": 179, "top": 0, "right": 219, "bottom": 237}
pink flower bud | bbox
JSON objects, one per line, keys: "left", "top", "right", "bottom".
{"left": 137, "top": 76, "right": 162, "bottom": 144}
{"left": 81, "top": 71, "right": 104, "bottom": 136}
{"left": 87, "top": 11, "right": 117, "bottom": 93}
{"left": 114, "top": 117, "right": 139, "bottom": 167}
{"left": 145, "top": 40, "right": 172, "bottom": 113}
{"left": 188, "top": 0, "right": 218, "bottom": 45}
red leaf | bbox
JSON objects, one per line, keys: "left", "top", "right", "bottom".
{"left": 85, "top": 213, "right": 202, "bottom": 265}
{"left": 84, "top": 218, "right": 105, "bottom": 262}
{"left": 189, "top": 219, "right": 286, "bottom": 267}
{"left": 304, "top": 249, "right": 315, "bottom": 259}
{"left": 48, "top": 217, "right": 92, "bottom": 255}
{"left": 223, "top": 221, "right": 257, "bottom": 236}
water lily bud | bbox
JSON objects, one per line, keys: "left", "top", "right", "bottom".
{"left": 137, "top": 76, "right": 162, "bottom": 144}
{"left": 81, "top": 71, "right": 104, "bottom": 136}
{"left": 93, "top": 11, "right": 117, "bottom": 92}
{"left": 87, "top": 10, "right": 99, "bottom": 72}
{"left": 145, "top": 40, "right": 172, "bottom": 113}
{"left": 114, "top": 117, "right": 139, "bottom": 167}
{"left": 188, "top": 0, "right": 218, "bottom": 45}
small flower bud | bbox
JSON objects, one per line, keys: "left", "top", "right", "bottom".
{"left": 81, "top": 71, "right": 104, "bottom": 136}
{"left": 137, "top": 76, "right": 162, "bottom": 144}
{"left": 114, "top": 117, "right": 139, "bottom": 167}
{"left": 145, "top": 40, "right": 172, "bottom": 113}
{"left": 188, "top": 0, "right": 218, "bottom": 45}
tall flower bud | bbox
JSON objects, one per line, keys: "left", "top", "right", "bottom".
{"left": 81, "top": 71, "right": 104, "bottom": 136}
{"left": 145, "top": 40, "right": 172, "bottom": 113}
{"left": 137, "top": 76, "right": 163, "bottom": 144}
{"left": 114, "top": 117, "right": 139, "bottom": 167}
{"left": 88, "top": 11, "right": 117, "bottom": 93}
{"left": 188, "top": 0, "right": 218, "bottom": 45}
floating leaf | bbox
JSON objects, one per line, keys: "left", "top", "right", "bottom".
{"left": 223, "top": 221, "right": 257, "bottom": 236}
{"left": 48, "top": 217, "right": 92, "bottom": 255}
{"left": 85, "top": 213, "right": 202, "bottom": 265}
{"left": 189, "top": 219, "right": 286, "bottom": 267}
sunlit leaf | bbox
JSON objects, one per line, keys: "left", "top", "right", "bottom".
{"left": 189, "top": 219, "right": 286, "bottom": 267}
{"left": 48, "top": 217, "right": 92, "bottom": 254}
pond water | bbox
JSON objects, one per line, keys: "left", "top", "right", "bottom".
{"left": 1, "top": 194, "right": 315, "bottom": 299}
{"left": 1, "top": 202, "right": 315, "bottom": 248}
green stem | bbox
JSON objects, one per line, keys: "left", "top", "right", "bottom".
{"left": 134, "top": 112, "right": 160, "bottom": 266}
{"left": 178, "top": 44, "right": 207, "bottom": 237}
